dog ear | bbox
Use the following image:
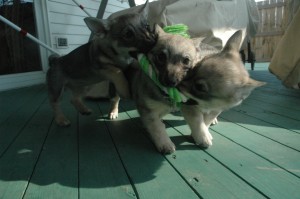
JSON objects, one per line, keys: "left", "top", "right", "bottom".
{"left": 223, "top": 30, "right": 243, "bottom": 52}
{"left": 245, "top": 78, "right": 266, "bottom": 89}
{"left": 138, "top": 0, "right": 149, "bottom": 19}
{"left": 236, "top": 78, "right": 266, "bottom": 100}
{"left": 192, "top": 37, "right": 203, "bottom": 52}
{"left": 84, "top": 17, "right": 109, "bottom": 36}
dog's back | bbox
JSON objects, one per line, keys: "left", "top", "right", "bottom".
{"left": 48, "top": 53, "right": 60, "bottom": 67}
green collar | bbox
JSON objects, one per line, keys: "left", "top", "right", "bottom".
{"left": 138, "top": 54, "right": 188, "bottom": 107}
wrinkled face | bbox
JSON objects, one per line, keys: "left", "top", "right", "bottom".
{"left": 147, "top": 33, "right": 198, "bottom": 87}
{"left": 109, "top": 13, "right": 157, "bottom": 54}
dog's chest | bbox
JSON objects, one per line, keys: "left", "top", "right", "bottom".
{"left": 145, "top": 96, "right": 181, "bottom": 116}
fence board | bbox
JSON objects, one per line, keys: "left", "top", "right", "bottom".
{"left": 251, "top": 0, "right": 291, "bottom": 62}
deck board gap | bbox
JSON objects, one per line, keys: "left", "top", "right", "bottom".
{"left": 120, "top": 105, "right": 203, "bottom": 199}
{"left": 163, "top": 120, "right": 270, "bottom": 199}
{"left": 0, "top": 85, "right": 46, "bottom": 126}
{"left": 242, "top": 101, "right": 300, "bottom": 122}
{"left": 97, "top": 103, "right": 140, "bottom": 199}
{"left": 21, "top": 118, "right": 54, "bottom": 199}
{"left": 232, "top": 109, "right": 300, "bottom": 135}
{"left": 219, "top": 116, "right": 300, "bottom": 152}
{"left": 246, "top": 96, "right": 300, "bottom": 111}
{"left": 161, "top": 153, "right": 204, "bottom": 199}
{"left": 0, "top": 97, "right": 48, "bottom": 158}
{"left": 210, "top": 129, "right": 300, "bottom": 179}
{"left": 203, "top": 150, "right": 270, "bottom": 199}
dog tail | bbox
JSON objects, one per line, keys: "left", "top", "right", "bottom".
{"left": 48, "top": 53, "right": 60, "bottom": 67}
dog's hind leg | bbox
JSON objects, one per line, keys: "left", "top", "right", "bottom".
{"left": 47, "top": 69, "right": 71, "bottom": 126}
{"left": 70, "top": 86, "right": 92, "bottom": 115}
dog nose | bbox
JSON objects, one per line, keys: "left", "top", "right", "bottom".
{"left": 165, "top": 78, "right": 178, "bottom": 87}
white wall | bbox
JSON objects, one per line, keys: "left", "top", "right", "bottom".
{"left": 46, "top": 0, "right": 130, "bottom": 55}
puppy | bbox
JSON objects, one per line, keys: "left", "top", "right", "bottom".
{"left": 46, "top": 1, "right": 156, "bottom": 126}
{"left": 128, "top": 30, "right": 265, "bottom": 154}
{"left": 178, "top": 30, "right": 266, "bottom": 148}
{"left": 126, "top": 25, "right": 202, "bottom": 153}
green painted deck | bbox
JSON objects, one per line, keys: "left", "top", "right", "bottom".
{"left": 0, "top": 63, "right": 299, "bottom": 199}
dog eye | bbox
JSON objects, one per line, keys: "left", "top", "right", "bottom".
{"left": 123, "top": 30, "right": 134, "bottom": 39}
{"left": 183, "top": 66, "right": 191, "bottom": 72}
{"left": 194, "top": 80, "right": 208, "bottom": 93}
{"left": 145, "top": 23, "right": 150, "bottom": 31}
{"left": 156, "top": 52, "right": 167, "bottom": 63}
{"left": 182, "top": 57, "right": 190, "bottom": 65}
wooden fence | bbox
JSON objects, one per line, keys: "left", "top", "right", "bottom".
{"left": 251, "top": 0, "right": 290, "bottom": 62}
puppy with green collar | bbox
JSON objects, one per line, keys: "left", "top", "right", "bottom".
{"left": 128, "top": 29, "right": 265, "bottom": 154}
{"left": 125, "top": 25, "right": 202, "bottom": 153}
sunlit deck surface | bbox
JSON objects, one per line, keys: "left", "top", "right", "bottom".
{"left": 0, "top": 63, "right": 299, "bottom": 199}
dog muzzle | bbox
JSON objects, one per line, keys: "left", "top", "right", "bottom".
{"left": 138, "top": 54, "right": 189, "bottom": 107}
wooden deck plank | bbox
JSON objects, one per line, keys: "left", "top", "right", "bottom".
{"left": 164, "top": 127, "right": 266, "bottom": 199}
{"left": 0, "top": 63, "right": 299, "bottom": 199}
{"left": 210, "top": 117, "right": 300, "bottom": 177}
{"left": 243, "top": 98, "right": 300, "bottom": 121}
{"left": 0, "top": 100, "right": 52, "bottom": 199}
{"left": 23, "top": 95, "right": 79, "bottom": 199}
{"left": 98, "top": 101, "right": 200, "bottom": 199}
{"left": 166, "top": 118, "right": 300, "bottom": 199}
{"left": 232, "top": 103, "right": 300, "bottom": 133}
{"left": 0, "top": 85, "right": 44, "bottom": 123}
{"left": 122, "top": 102, "right": 265, "bottom": 199}
{"left": 220, "top": 110, "right": 300, "bottom": 151}
{"left": 250, "top": 92, "right": 300, "bottom": 111}
{"left": 248, "top": 73, "right": 299, "bottom": 98}
{"left": 0, "top": 86, "right": 47, "bottom": 156}
{"left": 78, "top": 101, "right": 137, "bottom": 199}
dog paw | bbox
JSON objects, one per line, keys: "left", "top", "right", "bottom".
{"left": 192, "top": 131, "right": 213, "bottom": 148}
{"left": 211, "top": 117, "right": 218, "bottom": 125}
{"left": 55, "top": 116, "right": 71, "bottom": 127}
{"left": 71, "top": 99, "right": 92, "bottom": 115}
{"left": 155, "top": 138, "right": 176, "bottom": 154}
{"left": 109, "top": 111, "right": 118, "bottom": 120}
{"left": 80, "top": 109, "right": 92, "bottom": 115}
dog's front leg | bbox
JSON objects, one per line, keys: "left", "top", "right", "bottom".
{"left": 98, "top": 66, "right": 130, "bottom": 99}
{"left": 107, "top": 82, "right": 120, "bottom": 120}
{"left": 181, "top": 105, "right": 213, "bottom": 148}
{"left": 139, "top": 109, "right": 175, "bottom": 154}
{"left": 70, "top": 86, "right": 92, "bottom": 115}
{"left": 109, "top": 95, "right": 120, "bottom": 120}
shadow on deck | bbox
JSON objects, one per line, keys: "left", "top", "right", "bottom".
{"left": 0, "top": 63, "right": 299, "bottom": 199}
